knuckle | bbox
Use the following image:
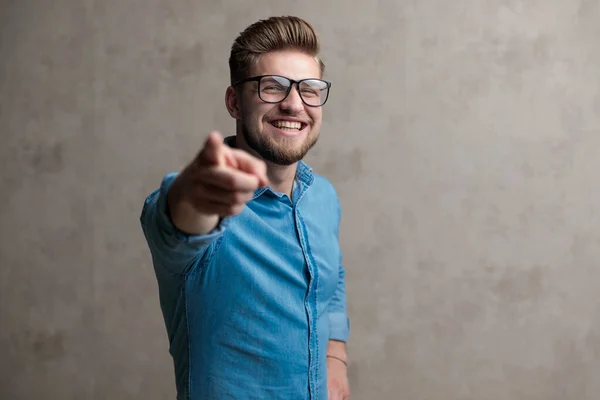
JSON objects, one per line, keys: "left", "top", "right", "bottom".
{"left": 224, "top": 174, "right": 238, "bottom": 190}
{"left": 191, "top": 185, "right": 208, "bottom": 201}
{"left": 231, "top": 191, "right": 245, "bottom": 204}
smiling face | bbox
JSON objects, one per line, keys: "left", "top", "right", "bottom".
{"left": 227, "top": 49, "right": 324, "bottom": 166}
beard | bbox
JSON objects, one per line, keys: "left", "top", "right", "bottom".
{"left": 242, "top": 119, "right": 319, "bottom": 166}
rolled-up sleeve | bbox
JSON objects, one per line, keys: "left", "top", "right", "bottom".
{"left": 327, "top": 196, "right": 350, "bottom": 342}
{"left": 328, "top": 253, "right": 350, "bottom": 342}
{"left": 139, "top": 172, "right": 230, "bottom": 275}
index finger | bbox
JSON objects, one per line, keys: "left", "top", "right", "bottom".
{"left": 194, "top": 131, "right": 240, "bottom": 169}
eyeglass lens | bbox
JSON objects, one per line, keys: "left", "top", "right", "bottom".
{"left": 259, "top": 75, "right": 329, "bottom": 106}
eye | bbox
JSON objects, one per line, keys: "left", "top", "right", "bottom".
{"left": 262, "top": 84, "right": 286, "bottom": 92}
{"left": 301, "top": 88, "right": 319, "bottom": 96}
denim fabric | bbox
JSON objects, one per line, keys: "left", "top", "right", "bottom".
{"left": 139, "top": 140, "right": 349, "bottom": 400}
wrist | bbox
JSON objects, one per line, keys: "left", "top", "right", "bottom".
{"left": 326, "top": 354, "right": 348, "bottom": 367}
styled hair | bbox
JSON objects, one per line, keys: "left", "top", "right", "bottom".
{"left": 228, "top": 16, "right": 325, "bottom": 85}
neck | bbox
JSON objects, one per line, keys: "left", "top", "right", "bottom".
{"left": 265, "top": 162, "right": 297, "bottom": 197}
{"left": 234, "top": 132, "right": 297, "bottom": 198}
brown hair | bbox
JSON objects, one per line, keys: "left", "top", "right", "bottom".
{"left": 228, "top": 16, "right": 325, "bottom": 85}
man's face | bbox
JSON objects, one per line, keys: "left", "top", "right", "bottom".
{"left": 236, "top": 50, "right": 324, "bottom": 166}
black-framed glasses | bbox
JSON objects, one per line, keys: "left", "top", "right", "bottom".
{"left": 233, "top": 75, "right": 331, "bottom": 107}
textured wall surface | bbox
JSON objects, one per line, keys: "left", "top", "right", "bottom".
{"left": 2, "top": 1, "right": 600, "bottom": 399}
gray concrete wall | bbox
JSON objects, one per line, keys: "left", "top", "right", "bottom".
{"left": 1, "top": 1, "right": 599, "bottom": 399}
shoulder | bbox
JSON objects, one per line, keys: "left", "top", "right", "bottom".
{"left": 311, "top": 173, "right": 339, "bottom": 200}
{"left": 309, "top": 171, "right": 342, "bottom": 222}
{"left": 298, "top": 161, "right": 341, "bottom": 212}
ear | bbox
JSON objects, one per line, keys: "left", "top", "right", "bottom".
{"left": 225, "top": 86, "right": 241, "bottom": 119}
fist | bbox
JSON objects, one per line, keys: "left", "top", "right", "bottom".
{"left": 177, "top": 131, "right": 269, "bottom": 217}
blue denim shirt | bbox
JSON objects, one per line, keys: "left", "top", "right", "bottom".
{"left": 139, "top": 142, "right": 349, "bottom": 400}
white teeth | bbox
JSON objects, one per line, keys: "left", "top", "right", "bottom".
{"left": 272, "top": 120, "right": 302, "bottom": 130}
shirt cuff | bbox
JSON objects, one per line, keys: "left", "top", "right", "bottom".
{"left": 329, "top": 312, "right": 350, "bottom": 342}
{"left": 154, "top": 172, "right": 231, "bottom": 245}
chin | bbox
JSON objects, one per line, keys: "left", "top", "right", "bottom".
{"left": 242, "top": 121, "right": 318, "bottom": 165}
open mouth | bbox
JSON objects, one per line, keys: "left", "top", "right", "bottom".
{"left": 269, "top": 120, "right": 308, "bottom": 133}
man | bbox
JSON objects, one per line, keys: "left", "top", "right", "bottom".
{"left": 140, "top": 16, "right": 350, "bottom": 400}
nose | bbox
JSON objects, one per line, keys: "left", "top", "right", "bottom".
{"left": 279, "top": 84, "right": 304, "bottom": 113}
